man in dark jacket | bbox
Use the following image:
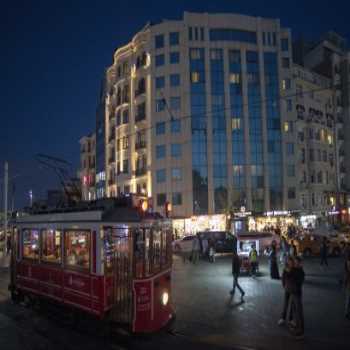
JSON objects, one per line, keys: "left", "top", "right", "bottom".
{"left": 278, "top": 256, "right": 295, "bottom": 326}
{"left": 320, "top": 237, "right": 329, "bottom": 267}
{"left": 291, "top": 257, "right": 305, "bottom": 338}
{"left": 230, "top": 251, "right": 245, "bottom": 301}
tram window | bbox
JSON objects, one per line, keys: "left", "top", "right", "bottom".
{"left": 134, "top": 229, "right": 145, "bottom": 278}
{"left": 144, "top": 229, "right": 151, "bottom": 277}
{"left": 152, "top": 229, "right": 161, "bottom": 273}
{"left": 42, "top": 229, "right": 61, "bottom": 263}
{"left": 23, "top": 229, "right": 39, "bottom": 260}
{"left": 103, "top": 227, "right": 114, "bottom": 270}
{"left": 65, "top": 231, "right": 90, "bottom": 270}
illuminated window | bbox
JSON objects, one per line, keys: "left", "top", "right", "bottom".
{"left": 284, "top": 122, "right": 289, "bottom": 132}
{"left": 327, "top": 134, "right": 333, "bottom": 145}
{"left": 42, "top": 230, "right": 61, "bottom": 263}
{"left": 282, "top": 78, "right": 291, "bottom": 90}
{"left": 229, "top": 73, "right": 240, "bottom": 84}
{"left": 23, "top": 229, "right": 39, "bottom": 260}
{"left": 190, "top": 49, "right": 201, "bottom": 60}
{"left": 320, "top": 129, "right": 325, "bottom": 142}
{"left": 231, "top": 118, "right": 241, "bottom": 130}
{"left": 191, "top": 72, "right": 200, "bottom": 83}
{"left": 65, "top": 231, "right": 90, "bottom": 270}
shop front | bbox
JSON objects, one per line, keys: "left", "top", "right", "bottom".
{"left": 248, "top": 211, "right": 297, "bottom": 235}
{"left": 172, "top": 214, "right": 226, "bottom": 238}
{"left": 298, "top": 214, "right": 317, "bottom": 229}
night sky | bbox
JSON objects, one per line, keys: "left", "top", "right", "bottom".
{"left": 1, "top": 0, "right": 349, "bottom": 209}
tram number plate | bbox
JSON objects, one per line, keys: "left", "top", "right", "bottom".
{"left": 135, "top": 283, "right": 151, "bottom": 312}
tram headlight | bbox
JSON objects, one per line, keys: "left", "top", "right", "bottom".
{"left": 161, "top": 291, "right": 169, "bottom": 306}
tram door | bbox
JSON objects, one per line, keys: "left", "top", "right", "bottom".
{"left": 110, "top": 227, "right": 133, "bottom": 324}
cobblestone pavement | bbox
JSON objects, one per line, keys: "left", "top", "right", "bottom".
{"left": 0, "top": 251, "right": 349, "bottom": 350}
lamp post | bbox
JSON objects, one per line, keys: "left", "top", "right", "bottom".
{"left": 3, "top": 162, "right": 8, "bottom": 239}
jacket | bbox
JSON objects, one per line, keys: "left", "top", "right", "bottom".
{"left": 232, "top": 255, "right": 241, "bottom": 275}
{"left": 345, "top": 260, "right": 350, "bottom": 291}
{"left": 293, "top": 267, "right": 305, "bottom": 296}
{"left": 249, "top": 249, "right": 258, "bottom": 263}
{"left": 282, "top": 268, "right": 295, "bottom": 293}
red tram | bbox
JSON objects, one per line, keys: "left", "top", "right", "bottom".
{"left": 9, "top": 198, "right": 174, "bottom": 333}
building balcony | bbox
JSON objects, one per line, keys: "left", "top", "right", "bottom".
{"left": 108, "top": 132, "right": 115, "bottom": 142}
{"left": 135, "top": 87, "right": 146, "bottom": 98}
{"left": 134, "top": 168, "right": 147, "bottom": 177}
{"left": 135, "top": 141, "right": 146, "bottom": 150}
{"left": 135, "top": 113, "right": 146, "bottom": 122}
{"left": 136, "top": 53, "right": 147, "bottom": 70}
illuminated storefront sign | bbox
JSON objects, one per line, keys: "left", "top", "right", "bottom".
{"left": 264, "top": 210, "right": 291, "bottom": 217}
{"left": 172, "top": 214, "right": 226, "bottom": 237}
{"left": 299, "top": 215, "right": 317, "bottom": 228}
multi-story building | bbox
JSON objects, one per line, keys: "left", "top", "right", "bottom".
{"left": 98, "top": 12, "right": 295, "bottom": 222}
{"left": 292, "top": 64, "right": 338, "bottom": 225}
{"left": 79, "top": 133, "right": 96, "bottom": 201}
{"left": 294, "top": 31, "right": 350, "bottom": 224}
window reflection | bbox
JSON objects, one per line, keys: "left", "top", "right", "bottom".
{"left": 42, "top": 229, "right": 61, "bottom": 263}
{"left": 23, "top": 229, "right": 39, "bottom": 260}
{"left": 65, "top": 231, "right": 90, "bottom": 269}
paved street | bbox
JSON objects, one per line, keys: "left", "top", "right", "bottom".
{"left": 0, "top": 251, "right": 349, "bottom": 350}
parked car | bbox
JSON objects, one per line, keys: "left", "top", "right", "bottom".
{"left": 293, "top": 234, "right": 342, "bottom": 257}
{"left": 197, "top": 231, "right": 236, "bottom": 253}
{"left": 172, "top": 235, "right": 196, "bottom": 253}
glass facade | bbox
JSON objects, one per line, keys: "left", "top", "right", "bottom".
{"left": 190, "top": 48, "right": 208, "bottom": 214}
{"left": 264, "top": 52, "right": 283, "bottom": 209}
{"left": 229, "top": 50, "right": 245, "bottom": 209}
{"left": 209, "top": 29, "right": 257, "bottom": 43}
{"left": 246, "top": 51, "right": 264, "bottom": 212}
{"left": 210, "top": 49, "right": 227, "bottom": 212}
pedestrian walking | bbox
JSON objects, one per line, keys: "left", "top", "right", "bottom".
{"left": 269, "top": 244, "right": 280, "bottom": 279}
{"left": 344, "top": 253, "right": 350, "bottom": 320}
{"left": 289, "top": 240, "right": 297, "bottom": 258}
{"left": 291, "top": 257, "right": 305, "bottom": 338}
{"left": 201, "top": 236, "right": 208, "bottom": 260}
{"left": 6, "top": 235, "right": 11, "bottom": 255}
{"left": 278, "top": 256, "right": 295, "bottom": 326}
{"left": 208, "top": 238, "right": 215, "bottom": 263}
{"left": 230, "top": 251, "right": 245, "bottom": 301}
{"left": 320, "top": 236, "right": 329, "bottom": 267}
{"left": 249, "top": 244, "right": 258, "bottom": 277}
{"left": 280, "top": 237, "right": 289, "bottom": 265}
{"left": 191, "top": 235, "right": 200, "bottom": 264}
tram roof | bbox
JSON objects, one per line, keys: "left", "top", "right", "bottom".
{"left": 15, "top": 197, "right": 164, "bottom": 225}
